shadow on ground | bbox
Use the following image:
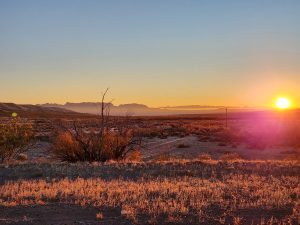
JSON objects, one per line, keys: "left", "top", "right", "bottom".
{"left": 1, "top": 161, "right": 299, "bottom": 184}
{"left": 0, "top": 203, "right": 294, "bottom": 225}
{"left": 0, "top": 204, "right": 131, "bottom": 225}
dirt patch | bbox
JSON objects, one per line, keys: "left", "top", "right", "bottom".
{"left": 142, "top": 135, "right": 296, "bottom": 160}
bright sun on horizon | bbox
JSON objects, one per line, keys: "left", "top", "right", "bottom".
{"left": 276, "top": 97, "right": 291, "bottom": 109}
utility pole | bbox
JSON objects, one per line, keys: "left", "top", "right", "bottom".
{"left": 225, "top": 107, "right": 228, "bottom": 128}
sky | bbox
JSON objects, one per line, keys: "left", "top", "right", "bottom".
{"left": 0, "top": 0, "right": 300, "bottom": 108}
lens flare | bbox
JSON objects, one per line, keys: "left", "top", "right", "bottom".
{"left": 12, "top": 112, "right": 18, "bottom": 117}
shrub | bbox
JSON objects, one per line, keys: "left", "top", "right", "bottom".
{"left": 0, "top": 119, "right": 34, "bottom": 163}
{"left": 53, "top": 129, "right": 138, "bottom": 162}
{"left": 127, "top": 149, "right": 142, "bottom": 161}
{"left": 52, "top": 132, "right": 81, "bottom": 162}
{"left": 53, "top": 129, "right": 140, "bottom": 162}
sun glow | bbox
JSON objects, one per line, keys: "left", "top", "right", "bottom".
{"left": 276, "top": 97, "right": 291, "bottom": 109}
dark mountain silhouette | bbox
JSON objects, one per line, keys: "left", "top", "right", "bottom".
{"left": 41, "top": 102, "right": 154, "bottom": 115}
{"left": 0, "top": 103, "right": 82, "bottom": 118}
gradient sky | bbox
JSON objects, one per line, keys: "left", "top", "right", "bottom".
{"left": 1, "top": 0, "right": 300, "bottom": 107}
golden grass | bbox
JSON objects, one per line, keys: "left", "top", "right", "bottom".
{"left": 0, "top": 160, "right": 299, "bottom": 224}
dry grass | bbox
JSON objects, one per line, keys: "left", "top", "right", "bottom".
{"left": 0, "top": 160, "right": 299, "bottom": 224}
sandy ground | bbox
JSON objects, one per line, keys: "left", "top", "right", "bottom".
{"left": 141, "top": 135, "right": 296, "bottom": 160}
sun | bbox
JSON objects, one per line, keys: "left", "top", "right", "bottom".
{"left": 276, "top": 97, "right": 291, "bottom": 109}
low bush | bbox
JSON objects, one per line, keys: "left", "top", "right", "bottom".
{"left": 53, "top": 128, "right": 141, "bottom": 162}
{"left": 0, "top": 118, "right": 34, "bottom": 163}
{"left": 127, "top": 149, "right": 142, "bottom": 161}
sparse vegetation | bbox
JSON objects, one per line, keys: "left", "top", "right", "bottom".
{"left": 2, "top": 1, "right": 299, "bottom": 224}
{"left": 0, "top": 160, "right": 299, "bottom": 224}
{"left": 1, "top": 112, "right": 300, "bottom": 224}
{"left": 0, "top": 118, "right": 34, "bottom": 163}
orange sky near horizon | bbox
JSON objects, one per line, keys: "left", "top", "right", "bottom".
{"left": 3, "top": 71, "right": 299, "bottom": 109}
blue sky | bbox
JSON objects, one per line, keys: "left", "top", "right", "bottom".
{"left": 1, "top": 0, "right": 300, "bottom": 107}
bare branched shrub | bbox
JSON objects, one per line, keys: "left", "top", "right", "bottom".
{"left": 52, "top": 89, "right": 142, "bottom": 162}
{"left": 0, "top": 118, "right": 34, "bottom": 163}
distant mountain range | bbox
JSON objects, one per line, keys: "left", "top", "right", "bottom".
{"left": 40, "top": 102, "right": 151, "bottom": 115}
{"left": 0, "top": 102, "right": 264, "bottom": 118}
{"left": 39, "top": 102, "right": 255, "bottom": 116}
